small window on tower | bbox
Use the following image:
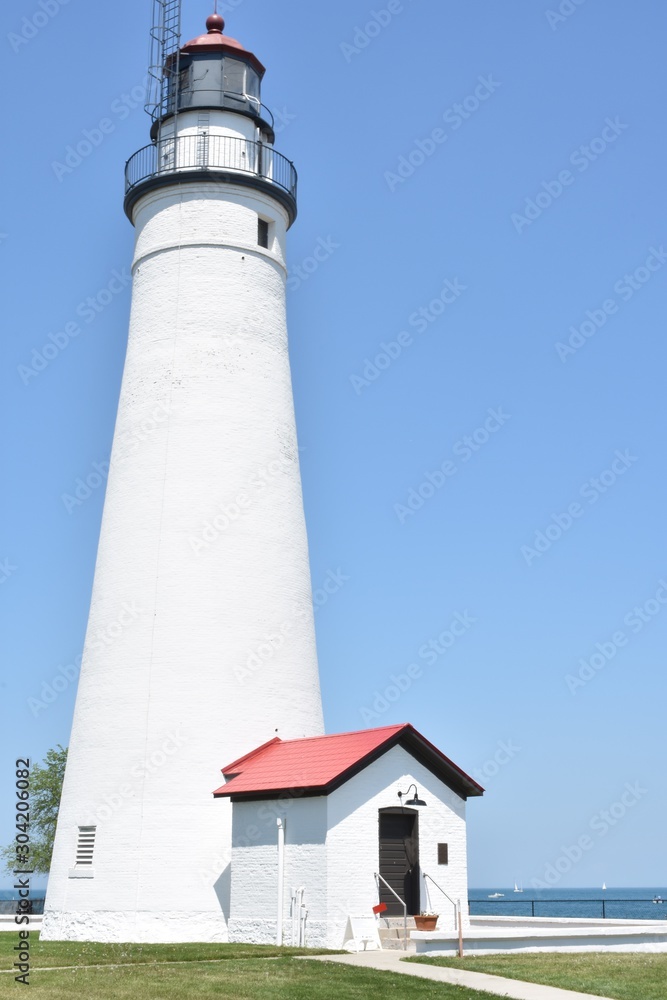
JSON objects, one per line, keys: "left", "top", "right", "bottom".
{"left": 258, "top": 218, "right": 270, "bottom": 249}
{"left": 76, "top": 826, "right": 96, "bottom": 866}
{"left": 438, "top": 843, "right": 449, "bottom": 865}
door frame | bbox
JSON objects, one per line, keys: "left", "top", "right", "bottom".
{"left": 378, "top": 806, "right": 421, "bottom": 915}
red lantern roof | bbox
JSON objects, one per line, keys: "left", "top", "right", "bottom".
{"left": 213, "top": 723, "right": 484, "bottom": 801}
{"left": 181, "top": 14, "right": 266, "bottom": 77}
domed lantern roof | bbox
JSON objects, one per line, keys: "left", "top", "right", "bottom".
{"left": 181, "top": 14, "right": 266, "bottom": 77}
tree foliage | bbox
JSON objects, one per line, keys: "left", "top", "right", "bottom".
{"left": 2, "top": 746, "right": 68, "bottom": 876}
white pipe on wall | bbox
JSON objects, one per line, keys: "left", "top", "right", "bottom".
{"left": 290, "top": 887, "right": 297, "bottom": 947}
{"left": 276, "top": 818, "right": 286, "bottom": 947}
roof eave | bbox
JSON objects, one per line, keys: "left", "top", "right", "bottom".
{"left": 214, "top": 724, "right": 484, "bottom": 801}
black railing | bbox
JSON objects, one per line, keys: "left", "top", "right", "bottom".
{"left": 469, "top": 898, "right": 667, "bottom": 920}
{"left": 158, "top": 93, "right": 276, "bottom": 132}
{"left": 125, "top": 134, "right": 297, "bottom": 203}
{"left": 0, "top": 898, "right": 45, "bottom": 915}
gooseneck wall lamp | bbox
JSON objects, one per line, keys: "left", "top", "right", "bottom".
{"left": 397, "top": 784, "right": 427, "bottom": 807}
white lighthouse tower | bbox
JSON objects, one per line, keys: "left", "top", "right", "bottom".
{"left": 42, "top": 8, "right": 324, "bottom": 942}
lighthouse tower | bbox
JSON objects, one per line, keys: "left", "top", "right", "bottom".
{"left": 42, "top": 12, "right": 324, "bottom": 942}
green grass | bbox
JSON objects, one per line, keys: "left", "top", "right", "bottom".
{"left": 407, "top": 952, "right": 667, "bottom": 1000}
{"left": 0, "top": 936, "right": 498, "bottom": 998}
{"left": 0, "top": 936, "right": 322, "bottom": 970}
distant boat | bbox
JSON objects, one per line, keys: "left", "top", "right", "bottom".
{"left": 602, "top": 883, "right": 607, "bottom": 891}
{"left": 513, "top": 882, "right": 523, "bottom": 893}
{"left": 653, "top": 896, "right": 663, "bottom": 904}
{"left": 488, "top": 892, "right": 504, "bottom": 898}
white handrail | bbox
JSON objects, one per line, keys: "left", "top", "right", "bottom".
{"left": 374, "top": 873, "right": 408, "bottom": 951}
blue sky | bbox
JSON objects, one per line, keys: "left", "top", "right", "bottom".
{"left": 1, "top": 0, "right": 666, "bottom": 892}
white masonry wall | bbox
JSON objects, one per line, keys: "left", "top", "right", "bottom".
{"left": 228, "top": 797, "right": 328, "bottom": 947}
{"left": 42, "top": 109, "right": 324, "bottom": 942}
{"left": 326, "top": 746, "right": 469, "bottom": 949}
{"left": 226, "top": 746, "right": 470, "bottom": 950}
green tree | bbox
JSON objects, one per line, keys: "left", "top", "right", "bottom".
{"left": 2, "top": 746, "right": 68, "bottom": 876}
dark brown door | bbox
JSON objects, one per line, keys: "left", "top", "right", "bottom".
{"left": 379, "top": 809, "right": 420, "bottom": 915}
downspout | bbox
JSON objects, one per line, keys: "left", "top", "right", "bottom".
{"left": 276, "top": 818, "right": 285, "bottom": 947}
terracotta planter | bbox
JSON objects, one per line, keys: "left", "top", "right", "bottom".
{"left": 414, "top": 915, "right": 439, "bottom": 931}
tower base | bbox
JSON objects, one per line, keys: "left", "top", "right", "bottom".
{"left": 40, "top": 909, "right": 229, "bottom": 944}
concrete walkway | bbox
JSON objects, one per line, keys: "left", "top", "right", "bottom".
{"left": 301, "top": 951, "right": 616, "bottom": 1000}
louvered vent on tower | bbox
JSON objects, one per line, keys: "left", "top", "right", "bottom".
{"left": 75, "top": 826, "right": 96, "bottom": 866}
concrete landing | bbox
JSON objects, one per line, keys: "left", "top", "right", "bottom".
{"left": 301, "top": 951, "right": 616, "bottom": 1000}
{"left": 415, "top": 915, "right": 667, "bottom": 956}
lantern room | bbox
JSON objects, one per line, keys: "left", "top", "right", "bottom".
{"left": 155, "top": 14, "right": 274, "bottom": 141}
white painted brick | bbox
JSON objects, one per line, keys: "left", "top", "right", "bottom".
{"left": 227, "top": 745, "right": 471, "bottom": 950}
{"left": 43, "top": 111, "right": 323, "bottom": 943}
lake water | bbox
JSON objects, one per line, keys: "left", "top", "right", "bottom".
{"left": 2, "top": 887, "right": 666, "bottom": 922}
{"left": 469, "top": 887, "right": 667, "bottom": 921}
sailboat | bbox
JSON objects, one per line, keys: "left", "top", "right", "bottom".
{"left": 513, "top": 882, "right": 524, "bottom": 893}
{"left": 602, "top": 883, "right": 607, "bottom": 891}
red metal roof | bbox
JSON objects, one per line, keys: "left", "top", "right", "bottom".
{"left": 181, "top": 15, "right": 265, "bottom": 77}
{"left": 213, "top": 723, "right": 484, "bottom": 801}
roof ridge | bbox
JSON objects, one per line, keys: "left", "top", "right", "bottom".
{"left": 272, "top": 723, "right": 409, "bottom": 746}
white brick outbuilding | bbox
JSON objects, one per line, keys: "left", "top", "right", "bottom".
{"left": 214, "top": 724, "right": 483, "bottom": 949}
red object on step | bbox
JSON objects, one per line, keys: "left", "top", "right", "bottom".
{"left": 373, "top": 903, "right": 388, "bottom": 915}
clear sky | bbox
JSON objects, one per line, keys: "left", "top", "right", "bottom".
{"left": 1, "top": 0, "right": 666, "bottom": 892}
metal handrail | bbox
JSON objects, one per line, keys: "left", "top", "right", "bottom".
{"left": 422, "top": 871, "right": 458, "bottom": 927}
{"left": 124, "top": 134, "right": 297, "bottom": 201}
{"left": 375, "top": 872, "right": 408, "bottom": 951}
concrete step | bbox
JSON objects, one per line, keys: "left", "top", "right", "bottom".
{"left": 379, "top": 923, "right": 417, "bottom": 953}
{"left": 381, "top": 936, "right": 416, "bottom": 952}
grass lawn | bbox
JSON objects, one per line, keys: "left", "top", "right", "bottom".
{"left": 0, "top": 935, "right": 496, "bottom": 999}
{"left": 407, "top": 952, "right": 667, "bottom": 1000}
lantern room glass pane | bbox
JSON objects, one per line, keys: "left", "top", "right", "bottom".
{"left": 245, "top": 69, "right": 260, "bottom": 101}
{"left": 223, "top": 58, "right": 246, "bottom": 96}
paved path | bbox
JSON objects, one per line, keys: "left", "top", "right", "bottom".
{"left": 301, "top": 952, "right": 616, "bottom": 1000}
